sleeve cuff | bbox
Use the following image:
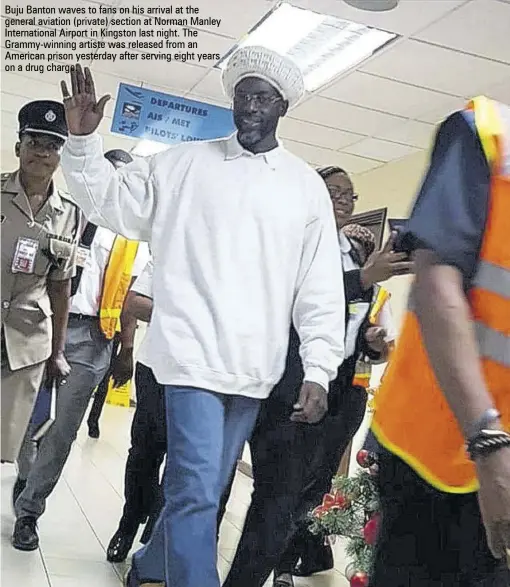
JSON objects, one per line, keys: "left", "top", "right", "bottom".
{"left": 304, "top": 367, "right": 330, "bottom": 393}
{"left": 65, "top": 133, "right": 102, "bottom": 155}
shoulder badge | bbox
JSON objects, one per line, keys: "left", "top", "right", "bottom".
{"left": 57, "top": 188, "right": 78, "bottom": 207}
{"left": 1, "top": 172, "right": 12, "bottom": 190}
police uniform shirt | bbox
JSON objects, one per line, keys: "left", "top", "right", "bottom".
{"left": 1, "top": 171, "right": 81, "bottom": 370}
{"left": 70, "top": 227, "right": 150, "bottom": 316}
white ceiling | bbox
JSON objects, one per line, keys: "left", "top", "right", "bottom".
{"left": 2, "top": 0, "right": 510, "bottom": 177}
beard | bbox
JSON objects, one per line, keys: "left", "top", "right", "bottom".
{"left": 237, "top": 128, "right": 264, "bottom": 148}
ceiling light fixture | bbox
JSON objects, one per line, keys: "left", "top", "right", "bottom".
{"left": 343, "top": 0, "right": 399, "bottom": 12}
{"left": 130, "top": 139, "right": 170, "bottom": 157}
{"left": 216, "top": 2, "right": 398, "bottom": 92}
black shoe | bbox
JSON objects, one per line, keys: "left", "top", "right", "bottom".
{"left": 274, "top": 573, "right": 294, "bottom": 587}
{"left": 292, "top": 543, "right": 334, "bottom": 577}
{"left": 107, "top": 528, "right": 137, "bottom": 563}
{"left": 12, "top": 516, "right": 39, "bottom": 551}
{"left": 88, "top": 421, "right": 100, "bottom": 439}
{"left": 12, "top": 477, "right": 26, "bottom": 509}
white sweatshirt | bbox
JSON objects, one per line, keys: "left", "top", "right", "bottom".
{"left": 61, "top": 133, "right": 345, "bottom": 399}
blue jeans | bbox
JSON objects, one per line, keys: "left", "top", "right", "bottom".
{"left": 132, "top": 386, "right": 261, "bottom": 586}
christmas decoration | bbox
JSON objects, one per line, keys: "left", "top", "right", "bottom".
{"left": 350, "top": 571, "right": 369, "bottom": 587}
{"left": 309, "top": 450, "right": 380, "bottom": 578}
{"left": 363, "top": 513, "right": 380, "bottom": 545}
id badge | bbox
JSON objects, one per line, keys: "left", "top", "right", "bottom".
{"left": 12, "top": 237, "right": 38, "bottom": 274}
{"left": 76, "top": 246, "right": 90, "bottom": 268}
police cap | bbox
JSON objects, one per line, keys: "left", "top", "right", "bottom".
{"left": 18, "top": 100, "right": 68, "bottom": 142}
{"left": 104, "top": 149, "right": 133, "bottom": 165}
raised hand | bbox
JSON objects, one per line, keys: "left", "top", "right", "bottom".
{"left": 60, "top": 64, "right": 111, "bottom": 136}
{"left": 361, "top": 231, "right": 414, "bottom": 288}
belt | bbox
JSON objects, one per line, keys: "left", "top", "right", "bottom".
{"left": 69, "top": 312, "right": 99, "bottom": 321}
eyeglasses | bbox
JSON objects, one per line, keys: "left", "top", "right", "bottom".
{"left": 234, "top": 93, "right": 282, "bottom": 107}
{"left": 329, "top": 187, "right": 358, "bottom": 203}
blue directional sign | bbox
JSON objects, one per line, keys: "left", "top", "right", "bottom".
{"left": 111, "top": 83, "right": 235, "bottom": 145}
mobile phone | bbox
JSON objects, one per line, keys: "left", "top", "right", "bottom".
{"left": 388, "top": 218, "right": 411, "bottom": 259}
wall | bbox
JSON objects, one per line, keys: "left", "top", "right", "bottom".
{"left": 347, "top": 149, "right": 431, "bottom": 474}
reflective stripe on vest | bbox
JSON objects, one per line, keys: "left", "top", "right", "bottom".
{"left": 99, "top": 237, "right": 139, "bottom": 340}
{"left": 372, "top": 97, "right": 510, "bottom": 494}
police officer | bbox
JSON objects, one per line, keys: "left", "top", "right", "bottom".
{"left": 1, "top": 100, "right": 81, "bottom": 467}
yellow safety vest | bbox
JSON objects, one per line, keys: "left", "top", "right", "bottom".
{"left": 99, "top": 237, "right": 139, "bottom": 339}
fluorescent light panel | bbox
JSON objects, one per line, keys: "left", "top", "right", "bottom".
{"left": 131, "top": 139, "right": 170, "bottom": 157}
{"left": 217, "top": 2, "right": 398, "bottom": 92}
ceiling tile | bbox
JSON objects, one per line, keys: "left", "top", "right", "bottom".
{"left": 91, "top": 71, "right": 142, "bottom": 101}
{"left": 185, "top": 92, "right": 230, "bottom": 109}
{"left": 485, "top": 77, "right": 510, "bottom": 104}
{"left": 1, "top": 110, "right": 17, "bottom": 130}
{"left": 291, "top": 96, "right": 405, "bottom": 136}
{"left": 188, "top": 68, "right": 229, "bottom": 104}
{"left": 1, "top": 73, "right": 61, "bottom": 102}
{"left": 278, "top": 118, "right": 365, "bottom": 151}
{"left": 414, "top": 96, "right": 468, "bottom": 124}
{"left": 321, "top": 71, "right": 462, "bottom": 119}
{"left": 284, "top": 139, "right": 383, "bottom": 174}
{"left": 342, "top": 137, "right": 419, "bottom": 162}
{"left": 91, "top": 52, "right": 205, "bottom": 94}
{"left": 102, "top": 132, "right": 138, "bottom": 152}
{"left": 1, "top": 91, "right": 34, "bottom": 115}
{"left": 374, "top": 119, "right": 436, "bottom": 149}
{"left": 290, "top": 0, "right": 466, "bottom": 36}
{"left": 361, "top": 39, "right": 510, "bottom": 97}
{"left": 414, "top": 0, "right": 510, "bottom": 64}
{"left": 126, "top": 0, "right": 270, "bottom": 39}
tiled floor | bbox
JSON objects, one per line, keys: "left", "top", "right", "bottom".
{"left": 1, "top": 404, "right": 349, "bottom": 587}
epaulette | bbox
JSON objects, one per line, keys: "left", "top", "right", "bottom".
{"left": 1, "top": 172, "right": 13, "bottom": 192}
{"left": 57, "top": 188, "right": 79, "bottom": 208}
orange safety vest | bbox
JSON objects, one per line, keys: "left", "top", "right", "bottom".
{"left": 99, "top": 236, "right": 139, "bottom": 339}
{"left": 372, "top": 96, "right": 510, "bottom": 494}
{"left": 352, "top": 285, "right": 391, "bottom": 389}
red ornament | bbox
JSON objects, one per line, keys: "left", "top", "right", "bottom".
{"left": 357, "top": 449, "right": 376, "bottom": 468}
{"left": 333, "top": 492, "right": 350, "bottom": 509}
{"left": 363, "top": 514, "right": 380, "bottom": 545}
{"left": 350, "top": 571, "right": 369, "bottom": 587}
{"left": 322, "top": 493, "right": 336, "bottom": 508}
{"left": 356, "top": 449, "right": 369, "bottom": 467}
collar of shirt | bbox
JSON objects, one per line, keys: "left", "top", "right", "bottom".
{"left": 339, "top": 231, "right": 361, "bottom": 272}
{"left": 6, "top": 171, "right": 65, "bottom": 218}
{"left": 222, "top": 133, "right": 282, "bottom": 170}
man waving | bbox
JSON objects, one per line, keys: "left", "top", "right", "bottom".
{"left": 58, "top": 47, "right": 346, "bottom": 587}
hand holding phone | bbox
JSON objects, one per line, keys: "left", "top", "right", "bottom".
{"left": 361, "top": 231, "right": 414, "bottom": 287}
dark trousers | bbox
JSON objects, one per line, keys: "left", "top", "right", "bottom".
{"left": 87, "top": 334, "right": 121, "bottom": 428}
{"left": 372, "top": 450, "right": 510, "bottom": 587}
{"left": 223, "top": 330, "right": 367, "bottom": 587}
{"left": 117, "top": 362, "right": 166, "bottom": 535}
{"left": 277, "top": 384, "right": 367, "bottom": 573}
